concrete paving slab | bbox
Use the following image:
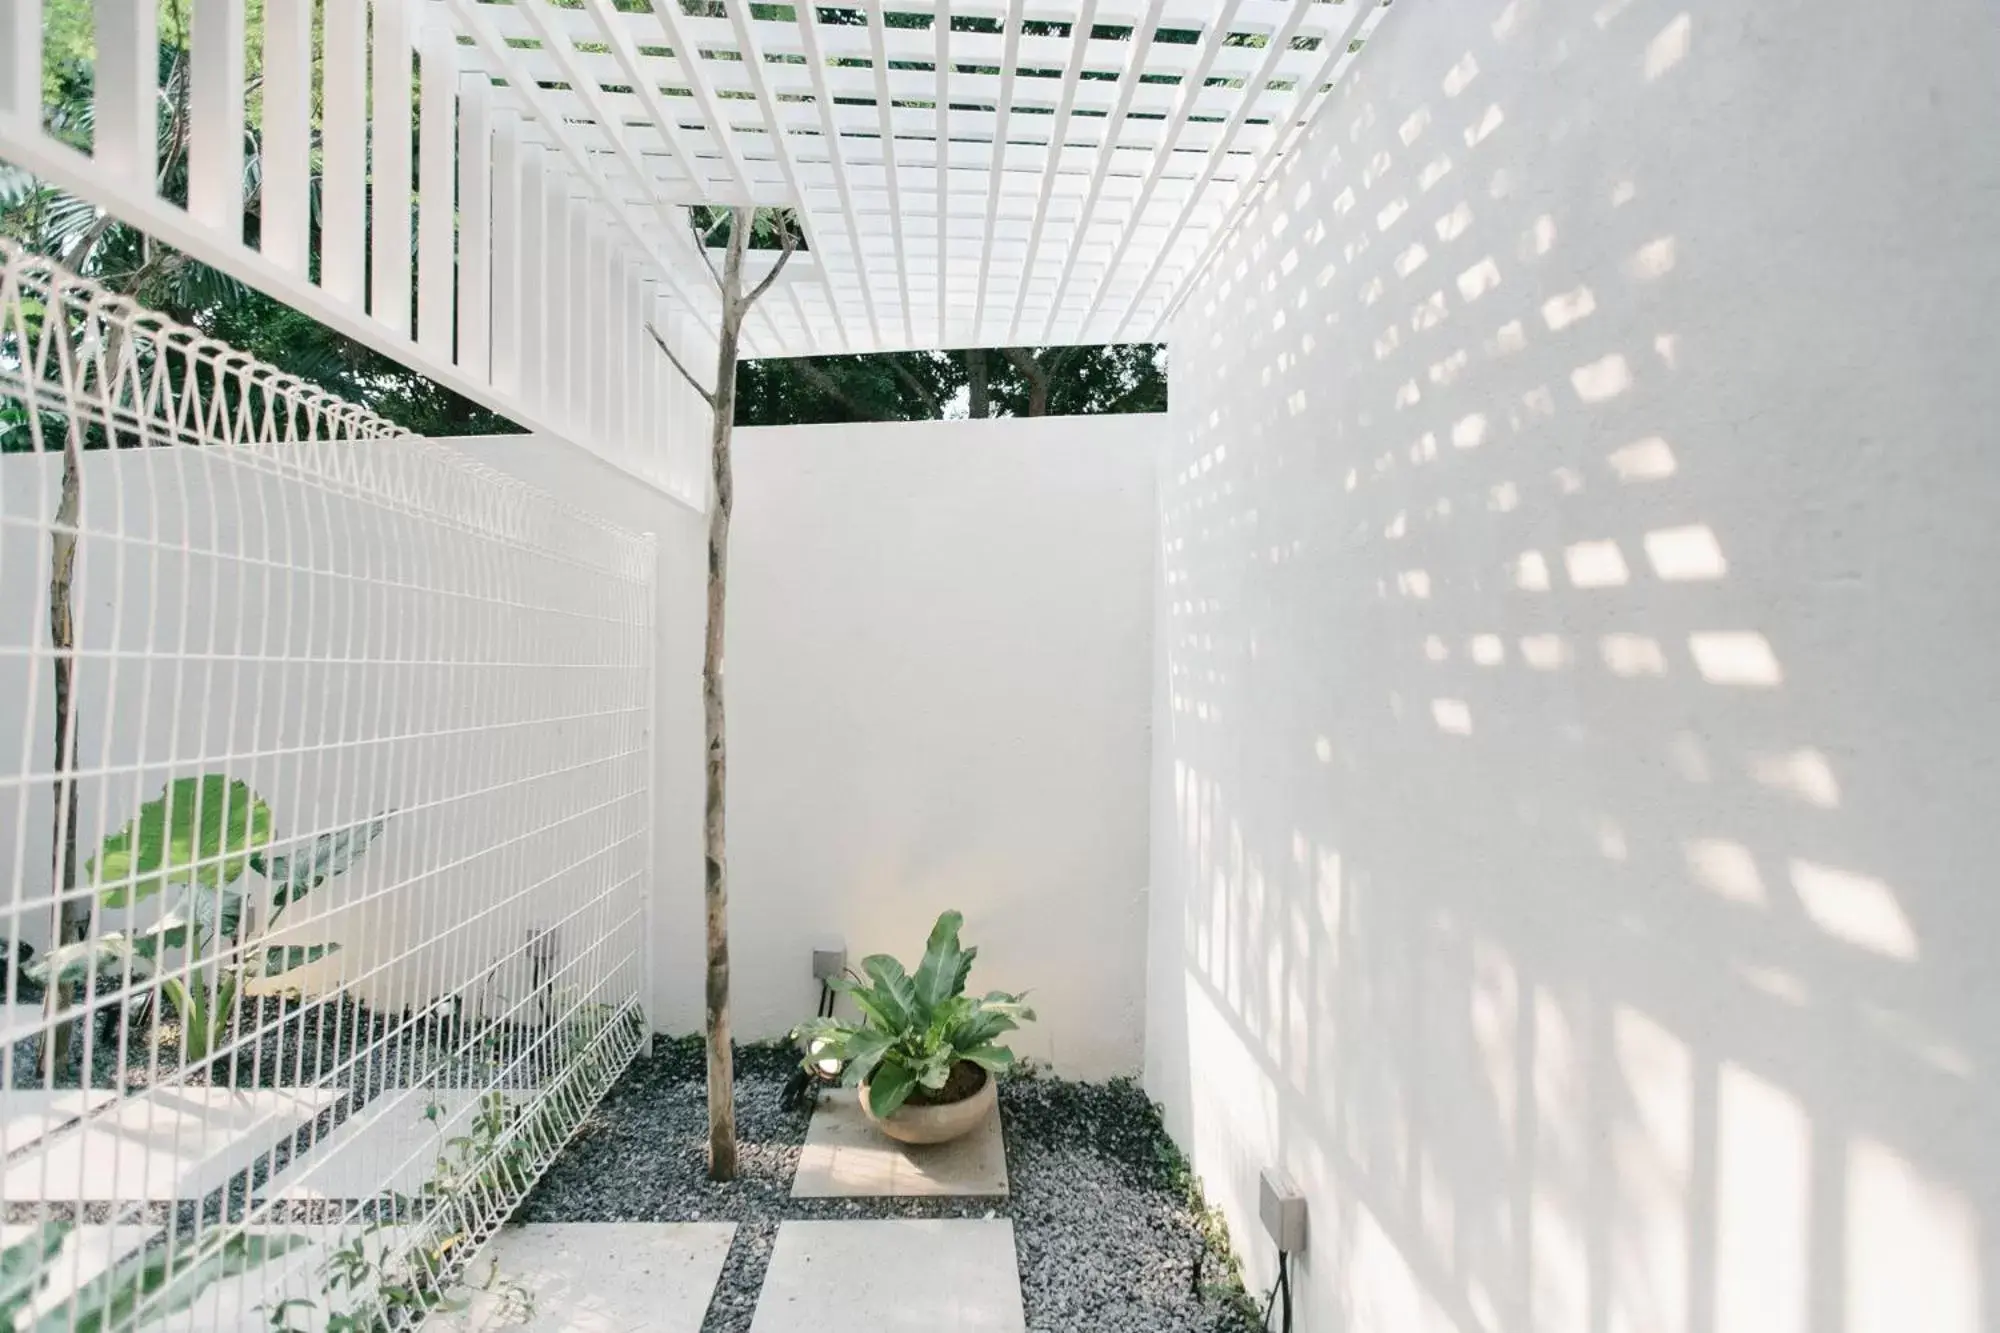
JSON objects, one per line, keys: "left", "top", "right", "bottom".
{"left": 1, "top": 1088, "right": 118, "bottom": 1156}
{"left": 791, "top": 1089, "right": 1008, "bottom": 1198}
{"left": 750, "top": 1219, "right": 1026, "bottom": 1333}
{"left": 0, "top": 1086, "right": 342, "bottom": 1201}
{"left": 428, "top": 1222, "right": 737, "bottom": 1333}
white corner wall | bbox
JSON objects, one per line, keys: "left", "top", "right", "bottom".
{"left": 1148, "top": 3, "right": 2000, "bottom": 1333}
{"left": 717, "top": 415, "right": 1158, "bottom": 1077}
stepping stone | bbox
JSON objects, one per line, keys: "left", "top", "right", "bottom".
{"left": 792, "top": 1089, "right": 1008, "bottom": 1198}
{"left": 260, "top": 1089, "right": 522, "bottom": 1203}
{"left": 2, "top": 1089, "right": 118, "bottom": 1155}
{"left": 1, "top": 1086, "right": 343, "bottom": 1201}
{"left": 428, "top": 1223, "right": 736, "bottom": 1333}
{"left": 751, "top": 1219, "right": 1026, "bottom": 1333}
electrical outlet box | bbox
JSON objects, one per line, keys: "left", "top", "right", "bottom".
{"left": 811, "top": 944, "right": 846, "bottom": 982}
{"left": 1259, "top": 1170, "right": 1308, "bottom": 1254}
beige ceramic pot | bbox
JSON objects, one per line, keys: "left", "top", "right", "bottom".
{"left": 858, "top": 1064, "right": 996, "bottom": 1145}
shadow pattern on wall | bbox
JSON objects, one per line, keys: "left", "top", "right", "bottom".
{"left": 1151, "top": 1, "right": 2000, "bottom": 1331}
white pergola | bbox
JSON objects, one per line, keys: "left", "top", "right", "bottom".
{"left": 0, "top": 0, "right": 1391, "bottom": 494}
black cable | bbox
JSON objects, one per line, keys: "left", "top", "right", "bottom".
{"left": 1261, "top": 1253, "right": 1292, "bottom": 1333}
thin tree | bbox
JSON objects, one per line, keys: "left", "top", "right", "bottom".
{"left": 646, "top": 206, "right": 796, "bottom": 1180}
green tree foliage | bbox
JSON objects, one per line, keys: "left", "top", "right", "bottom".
{"left": 738, "top": 343, "right": 1165, "bottom": 426}
{"left": 736, "top": 351, "right": 962, "bottom": 426}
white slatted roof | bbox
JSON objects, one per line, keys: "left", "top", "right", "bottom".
{"left": 441, "top": 0, "right": 1393, "bottom": 356}
{"left": 0, "top": 0, "right": 1392, "bottom": 492}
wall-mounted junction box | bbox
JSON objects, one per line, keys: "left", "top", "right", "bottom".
{"left": 811, "top": 944, "right": 847, "bottom": 982}
{"left": 1259, "top": 1169, "right": 1308, "bottom": 1254}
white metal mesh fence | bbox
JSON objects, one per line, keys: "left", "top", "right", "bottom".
{"left": 0, "top": 240, "right": 657, "bottom": 1331}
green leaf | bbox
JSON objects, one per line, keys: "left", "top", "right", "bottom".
{"left": 909, "top": 910, "right": 970, "bottom": 1014}
{"left": 859, "top": 955, "right": 918, "bottom": 1030}
{"left": 253, "top": 814, "right": 389, "bottom": 918}
{"left": 92, "top": 776, "right": 273, "bottom": 906}
{"left": 958, "top": 1044, "right": 1016, "bottom": 1073}
{"left": 835, "top": 1028, "right": 893, "bottom": 1088}
{"left": 915, "top": 1047, "right": 954, "bottom": 1090}
{"left": 827, "top": 975, "right": 900, "bottom": 1034}
{"left": 865, "top": 1059, "right": 919, "bottom": 1119}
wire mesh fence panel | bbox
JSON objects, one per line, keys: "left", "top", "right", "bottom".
{"left": 0, "top": 240, "right": 657, "bottom": 1332}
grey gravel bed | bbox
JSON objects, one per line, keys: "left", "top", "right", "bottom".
{"left": 519, "top": 1039, "right": 1262, "bottom": 1333}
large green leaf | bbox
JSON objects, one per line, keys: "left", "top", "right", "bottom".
{"left": 957, "top": 1044, "right": 1016, "bottom": 1073}
{"left": 859, "top": 955, "right": 918, "bottom": 1030}
{"left": 251, "top": 814, "right": 388, "bottom": 918}
{"left": 834, "top": 1028, "right": 894, "bottom": 1088}
{"left": 826, "top": 975, "right": 899, "bottom": 1034}
{"left": 864, "top": 1059, "right": 920, "bottom": 1119}
{"left": 92, "top": 777, "right": 273, "bottom": 907}
{"left": 909, "top": 910, "right": 973, "bottom": 1014}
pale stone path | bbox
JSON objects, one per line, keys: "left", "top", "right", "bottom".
{"left": 429, "top": 1223, "right": 737, "bottom": 1333}
{"left": 0, "top": 1086, "right": 342, "bottom": 1201}
{"left": 6, "top": 1086, "right": 1029, "bottom": 1328}
{"left": 433, "top": 1093, "right": 1029, "bottom": 1332}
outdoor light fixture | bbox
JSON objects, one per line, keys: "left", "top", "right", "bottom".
{"left": 782, "top": 943, "right": 848, "bottom": 1110}
{"left": 806, "top": 1035, "right": 844, "bottom": 1080}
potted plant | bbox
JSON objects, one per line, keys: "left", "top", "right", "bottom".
{"left": 793, "top": 910, "right": 1033, "bottom": 1146}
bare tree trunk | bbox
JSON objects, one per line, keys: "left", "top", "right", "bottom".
{"left": 1003, "top": 347, "right": 1050, "bottom": 417}
{"left": 44, "top": 424, "right": 85, "bottom": 1076}
{"left": 965, "top": 348, "right": 991, "bottom": 419}
{"left": 650, "top": 205, "right": 794, "bottom": 1182}
{"left": 702, "top": 211, "right": 748, "bottom": 1182}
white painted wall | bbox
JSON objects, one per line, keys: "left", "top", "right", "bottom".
{"left": 444, "top": 435, "right": 709, "bottom": 1038}
{"left": 715, "top": 416, "right": 1157, "bottom": 1077}
{"left": 1147, "top": 3, "right": 2000, "bottom": 1332}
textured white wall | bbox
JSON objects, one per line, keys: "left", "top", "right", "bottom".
{"left": 1147, "top": 3, "right": 2000, "bottom": 1332}
{"left": 715, "top": 415, "right": 1158, "bottom": 1077}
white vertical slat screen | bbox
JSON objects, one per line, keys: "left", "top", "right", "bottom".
{"left": 455, "top": 74, "right": 493, "bottom": 381}
{"left": 0, "top": 238, "right": 656, "bottom": 1333}
{"left": 488, "top": 109, "right": 523, "bottom": 401}
{"left": 0, "top": 0, "right": 39, "bottom": 121}
{"left": 91, "top": 0, "right": 156, "bottom": 185}
{"left": 260, "top": 0, "right": 313, "bottom": 277}
{"left": 319, "top": 0, "right": 368, "bottom": 307}
{"left": 186, "top": 0, "right": 245, "bottom": 233}
{"left": 370, "top": 0, "right": 415, "bottom": 338}
{"left": 416, "top": 22, "right": 459, "bottom": 359}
